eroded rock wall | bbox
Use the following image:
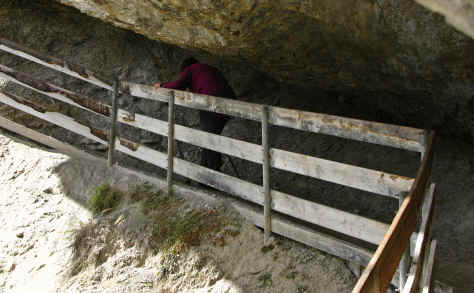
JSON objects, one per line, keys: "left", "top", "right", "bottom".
{"left": 54, "top": 0, "right": 474, "bottom": 141}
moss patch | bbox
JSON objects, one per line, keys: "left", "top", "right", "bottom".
{"left": 88, "top": 183, "right": 123, "bottom": 215}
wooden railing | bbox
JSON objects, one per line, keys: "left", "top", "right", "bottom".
{"left": 0, "top": 38, "right": 439, "bottom": 292}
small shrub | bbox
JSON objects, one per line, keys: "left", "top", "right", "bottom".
{"left": 89, "top": 183, "right": 123, "bottom": 214}
{"left": 258, "top": 272, "right": 273, "bottom": 288}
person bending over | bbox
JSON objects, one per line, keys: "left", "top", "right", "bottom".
{"left": 154, "top": 57, "right": 236, "bottom": 171}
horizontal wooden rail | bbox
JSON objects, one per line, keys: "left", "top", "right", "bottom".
{"left": 352, "top": 131, "right": 435, "bottom": 293}
{"left": 122, "top": 82, "right": 426, "bottom": 152}
{"left": 0, "top": 67, "right": 414, "bottom": 197}
{"left": 0, "top": 90, "right": 389, "bottom": 246}
{"left": 232, "top": 200, "right": 374, "bottom": 266}
{"left": 0, "top": 115, "right": 374, "bottom": 266}
{"left": 120, "top": 115, "right": 413, "bottom": 197}
{"left": 0, "top": 65, "right": 111, "bottom": 117}
{"left": 0, "top": 115, "right": 99, "bottom": 160}
{"left": 0, "top": 38, "right": 113, "bottom": 90}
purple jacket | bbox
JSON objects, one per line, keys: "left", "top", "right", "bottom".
{"left": 162, "top": 62, "right": 236, "bottom": 99}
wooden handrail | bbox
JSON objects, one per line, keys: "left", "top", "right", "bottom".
{"left": 0, "top": 38, "right": 113, "bottom": 90}
{"left": 352, "top": 131, "right": 435, "bottom": 293}
{"left": 122, "top": 82, "right": 426, "bottom": 152}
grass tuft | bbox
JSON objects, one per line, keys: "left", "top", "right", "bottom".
{"left": 89, "top": 183, "right": 123, "bottom": 215}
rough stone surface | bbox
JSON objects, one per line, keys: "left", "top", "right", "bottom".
{"left": 415, "top": 0, "right": 474, "bottom": 38}
{"left": 54, "top": 0, "right": 474, "bottom": 141}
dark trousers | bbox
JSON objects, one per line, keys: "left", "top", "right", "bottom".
{"left": 199, "top": 111, "right": 229, "bottom": 171}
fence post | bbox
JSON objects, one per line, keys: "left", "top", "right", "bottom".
{"left": 107, "top": 78, "right": 119, "bottom": 167}
{"left": 167, "top": 91, "right": 175, "bottom": 195}
{"left": 399, "top": 191, "right": 410, "bottom": 290}
{"left": 261, "top": 105, "right": 272, "bottom": 245}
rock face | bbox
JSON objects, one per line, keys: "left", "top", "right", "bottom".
{"left": 55, "top": 0, "right": 474, "bottom": 141}
{"left": 415, "top": 0, "right": 474, "bottom": 38}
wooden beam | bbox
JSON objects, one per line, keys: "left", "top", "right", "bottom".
{"left": 0, "top": 38, "right": 112, "bottom": 90}
{"left": 401, "top": 184, "right": 435, "bottom": 293}
{"left": 232, "top": 200, "right": 374, "bottom": 266}
{"left": 107, "top": 79, "right": 119, "bottom": 167}
{"left": 115, "top": 111, "right": 414, "bottom": 197}
{"left": 122, "top": 82, "right": 425, "bottom": 152}
{"left": 0, "top": 90, "right": 389, "bottom": 245}
{"left": 399, "top": 191, "right": 411, "bottom": 290}
{"left": 167, "top": 91, "right": 175, "bottom": 195}
{"left": 412, "top": 184, "right": 435, "bottom": 264}
{"left": 0, "top": 65, "right": 111, "bottom": 117}
{"left": 420, "top": 240, "right": 437, "bottom": 293}
{"left": 352, "top": 131, "right": 435, "bottom": 293}
{"left": 0, "top": 116, "right": 98, "bottom": 160}
{"left": 271, "top": 148, "right": 413, "bottom": 197}
{"left": 0, "top": 91, "right": 106, "bottom": 145}
{"left": 261, "top": 105, "right": 272, "bottom": 244}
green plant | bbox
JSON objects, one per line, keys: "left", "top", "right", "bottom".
{"left": 89, "top": 183, "right": 123, "bottom": 214}
{"left": 258, "top": 272, "right": 272, "bottom": 288}
{"left": 296, "top": 284, "right": 307, "bottom": 292}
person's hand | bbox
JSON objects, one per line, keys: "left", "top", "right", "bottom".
{"left": 154, "top": 82, "right": 161, "bottom": 91}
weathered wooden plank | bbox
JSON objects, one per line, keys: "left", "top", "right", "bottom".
{"left": 0, "top": 91, "right": 165, "bottom": 166}
{"left": 412, "top": 184, "right": 435, "bottom": 264}
{"left": 117, "top": 110, "right": 414, "bottom": 197}
{"left": 420, "top": 240, "right": 437, "bottom": 293}
{"left": 0, "top": 115, "right": 98, "bottom": 160}
{"left": 167, "top": 91, "right": 175, "bottom": 195}
{"left": 108, "top": 80, "right": 119, "bottom": 167}
{"left": 232, "top": 200, "right": 374, "bottom": 266}
{"left": 271, "top": 148, "right": 413, "bottom": 197}
{"left": 0, "top": 38, "right": 112, "bottom": 90}
{"left": 401, "top": 184, "right": 435, "bottom": 293}
{"left": 262, "top": 105, "right": 272, "bottom": 244}
{"left": 0, "top": 68, "right": 145, "bottom": 136}
{"left": 0, "top": 65, "right": 111, "bottom": 117}
{"left": 122, "top": 82, "right": 425, "bottom": 152}
{"left": 0, "top": 91, "right": 105, "bottom": 144}
{"left": 399, "top": 192, "right": 411, "bottom": 290}
{"left": 352, "top": 131, "right": 435, "bottom": 293}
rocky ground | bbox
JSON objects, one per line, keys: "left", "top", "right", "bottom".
{"left": 0, "top": 130, "right": 358, "bottom": 293}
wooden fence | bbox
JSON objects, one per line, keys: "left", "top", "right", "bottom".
{"left": 0, "top": 38, "right": 439, "bottom": 292}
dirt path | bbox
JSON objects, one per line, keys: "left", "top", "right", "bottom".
{"left": 0, "top": 131, "right": 358, "bottom": 293}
